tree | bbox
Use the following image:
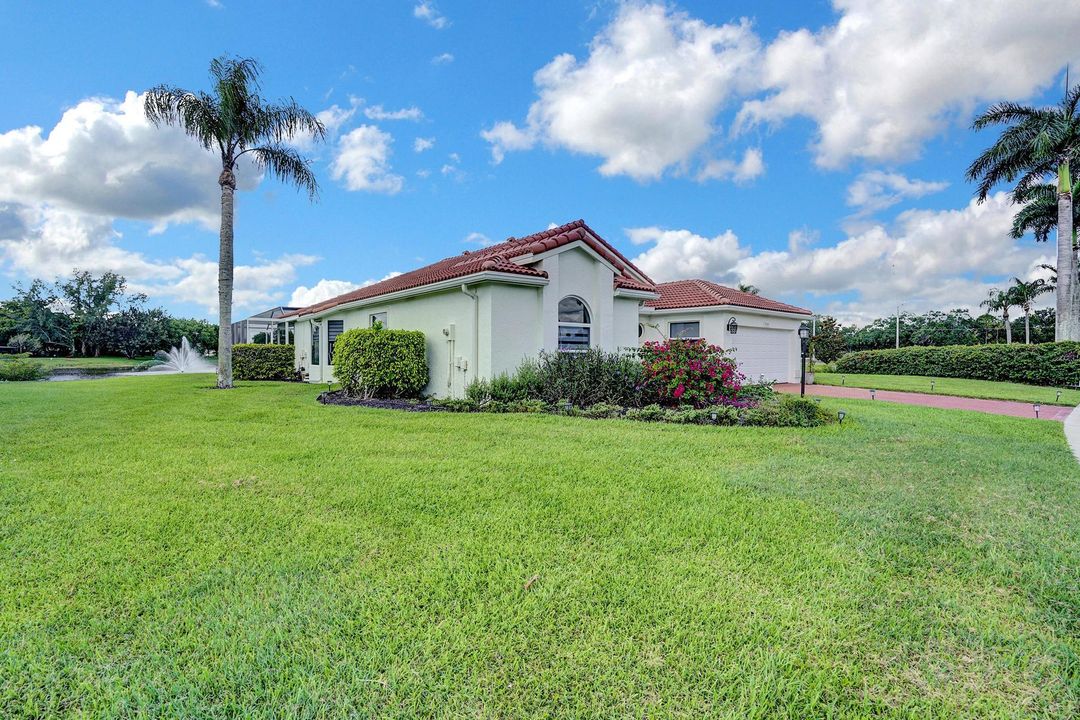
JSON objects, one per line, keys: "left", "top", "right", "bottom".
{"left": 144, "top": 56, "right": 324, "bottom": 388}
{"left": 0, "top": 280, "right": 70, "bottom": 350}
{"left": 164, "top": 318, "right": 218, "bottom": 353}
{"left": 966, "top": 80, "right": 1080, "bottom": 341}
{"left": 1008, "top": 277, "right": 1053, "bottom": 344}
{"left": 1010, "top": 182, "right": 1079, "bottom": 244}
{"left": 737, "top": 283, "right": 760, "bottom": 295}
{"left": 811, "top": 316, "right": 846, "bottom": 362}
{"left": 980, "top": 288, "right": 1014, "bottom": 344}
{"left": 58, "top": 270, "right": 128, "bottom": 356}
{"left": 108, "top": 305, "right": 169, "bottom": 359}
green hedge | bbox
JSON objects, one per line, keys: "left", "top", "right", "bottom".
{"left": 232, "top": 344, "right": 296, "bottom": 381}
{"left": 834, "top": 342, "right": 1080, "bottom": 386}
{"left": 333, "top": 327, "right": 428, "bottom": 398}
{"left": 0, "top": 357, "right": 47, "bottom": 381}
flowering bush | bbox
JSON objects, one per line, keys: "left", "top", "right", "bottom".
{"left": 638, "top": 338, "right": 744, "bottom": 407}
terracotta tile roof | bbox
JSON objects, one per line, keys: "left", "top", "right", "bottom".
{"left": 287, "top": 219, "right": 656, "bottom": 317}
{"left": 646, "top": 279, "right": 811, "bottom": 315}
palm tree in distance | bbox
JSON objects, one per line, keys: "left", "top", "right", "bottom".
{"left": 980, "top": 288, "right": 1014, "bottom": 344}
{"left": 144, "top": 56, "right": 325, "bottom": 388}
{"left": 1009, "top": 277, "right": 1053, "bottom": 344}
{"left": 737, "top": 283, "right": 760, "bottom": 295}
{"left": 966, "top": 77, "right": 1080, "bottom": 341}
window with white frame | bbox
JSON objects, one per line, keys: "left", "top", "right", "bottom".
{"left": 327, "top": 320, "right": 344, "bottom": 363}
{"left": 558, "top": 296, "right": 591, "bottom": 350}
{"left": 669, "top": 321, "right": 700, "bottom": 339}
{"left": 310, "top": 322, "right": 321, "bottom": 365}
{"left": 370, "top": 312, "right": 387, "bottom": 328}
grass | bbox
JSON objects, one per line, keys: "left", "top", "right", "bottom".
{"left": 24, "top": 355, "right": 149, "bottom": 370}
{"left": 816, "top": 372, "right": 1080, "bottom": 406}
{"left": 1, "top": 375, "right": 1078, "bottom": 718}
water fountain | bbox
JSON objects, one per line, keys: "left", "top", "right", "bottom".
{"left": 149, "top": 337, "right": 215, "bottom": 374}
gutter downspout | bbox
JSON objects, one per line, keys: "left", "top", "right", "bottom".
{"left": 461, "top": 284, "right": 479, "bottom": 384}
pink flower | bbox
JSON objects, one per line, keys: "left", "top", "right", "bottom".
{"left": 673, "top": 384, "right": 685, "bottom": 399}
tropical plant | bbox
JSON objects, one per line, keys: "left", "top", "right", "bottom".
{"left": 737, "top": 283, "right": 760, "bottom": 295}
{"left": 1010, "top": 182, "right": 1080, "bottom": 245}
{"left": 1009, "top": 277, "right": 1053, "bottom": 344}
{"left": 0, "top": 280, "right": 70, "bottom": 350}
{"left": 966, "top": 80, "right": 1080, "bottom": 340}
{"left": 638, "top": 338, "right": 744, "bottom": 408}
{"left": 144, "top": 56, "right": 325, "bottom": 388}
{"left": 980, "top": 288, "right": 1014, "bottom": 344}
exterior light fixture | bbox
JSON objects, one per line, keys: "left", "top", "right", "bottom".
{"left": 798, "top": 325, "right": 811, "bottom": 397}
{"left": 930, "top": 380, "right": 936, "bottom": 392}
{"left": 726, "top": 317, "right": 738, "bottom": 335}
{"left": 813, "top": 397, "right": 821, "bottom": 404}
{"left": 327, "top": 382, "right": 332, "bottom": 394}
{"left": 564, "top": 401, "right": 573, "bottom": 414}
{"left": 841, "top": 375, "right": 846, "bottom": 385}
{"left": 1034, "top": 402, "right": 1041, "bottom": 419}
{"left": 837, "top": 410, "right": 846, "bottom": 424}
{"left": 870, "top": 389, "right": 876, "bottom": 400}
{"left": 1056, "top": 390, "right": 1063, "bottom": 402}
{"left": 709, "top": 410, "right": 718, "bottom": 423}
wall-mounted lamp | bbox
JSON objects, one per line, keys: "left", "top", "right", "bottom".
{"left": 726, "top": 317, "right": 738, "bottom": 335}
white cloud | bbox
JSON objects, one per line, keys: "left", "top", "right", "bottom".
{"left": 482, "top": 3, "right": 760, "bottom": 180}
{"left": 736, "top": 0, "right": 1080, "bottom": 167}
{"left": 628, "top": 227, "right": 749, "bottom": 282}
{"left": 845, "top": 171, "right": 949, "bottom": 214}
{"left": 463, "top": 232, "right": 493, "bottom": 247}
{"left": 413, "top": 136, "right": 435, "bottom": 152}
{"left": 330, "top": 126, "right": 404, "bottom": 194}
{"left": 432, "top": 53, "right": 455, "bottom": 65}
{"left": 363, "top": 105, "right": 423, "bottom": 121}
{"left": 413, "top": 1, "right": 449, "bottom": 29}
{"left": 289, "top": 279, "right": 359, "bottom": 307}
{"left": 697, "top": 148, "right": 765, "bottom": 184}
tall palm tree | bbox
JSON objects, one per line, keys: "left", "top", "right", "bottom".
{"left": 980, "top": 288, "right": 1014, "bottom": 344}
{"left": 966, "top": 80, "right": 1080, "bottom": 341}
{"left": 1010, "top": 182, "right": 1080, "bottom": 244}
{"left": 1009, "top": 277, "right": 1053, "bottom": 344}
{"left": 737, "top": 282, "right": 760, "bottom": 295}
{"left": 145, "top": 56, "right": 325, "bottom": 388}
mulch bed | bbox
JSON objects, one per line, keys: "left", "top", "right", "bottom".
{"left": 317, "top": 390, "right": 446, "bottom": 412}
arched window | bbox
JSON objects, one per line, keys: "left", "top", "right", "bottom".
{"left": 558, "top": 296, "right": 591, "bottom": 350}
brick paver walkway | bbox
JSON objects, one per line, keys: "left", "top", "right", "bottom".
{"left": 774, "top": 383, "right": 1073, "bottom": 421}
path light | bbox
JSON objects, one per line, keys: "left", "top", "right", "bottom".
{"left": 327, "top": 382, "right": 332, "bottom": 394}
{"left": 813, "top": 397, "right": 822, "bottom": 404}
{"left": 564, "top": 400, "right": 573, "bottom": 414}
{"left": 1034, "top": 402, "right": 1041, "bottom": 419}
{"left": 841, "top": 375, "right": 846, "bottom": 385}
{"left": 870, "top": 389, "right": 876, "bottom": 400}
{"left": 930, "top": 380, "right": 936, "bottom": 392}
{"left": 1057, "top": 390, "right": 1063, "bottom": 402}
{"left": 838, "top": 410, "right": 846, "bottom": 424}
{"left": 709, "top": 410, "right": 718, "bottom": 424}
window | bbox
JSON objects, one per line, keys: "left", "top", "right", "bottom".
{"left": 370, "top": 312, "right": 387, "bottom": 328}
{"left": 638, "top": 323, "right": 644, "bottom": 338}
{"left": 558, "top": 296, "right": 591, "bottom": 350}
{"left": 310, "top": 322, "right": 320, "bottom": 366}
{"left": 327, "top": 320, "right": 344, "bottom": 363}
{"left": 670, "top": 321, "right": 700, "bottom": 339}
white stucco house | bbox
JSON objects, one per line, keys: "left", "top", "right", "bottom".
{"left": 283, "top": 220, "right": 811, "bottom": 396}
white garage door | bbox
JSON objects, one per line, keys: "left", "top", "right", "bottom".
{"left": 729, "top": 327, "right": 791, "bottom": 383}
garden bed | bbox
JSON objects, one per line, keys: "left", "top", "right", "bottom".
{"left": 317, "top": 390, "right": 446, "bottom": 411}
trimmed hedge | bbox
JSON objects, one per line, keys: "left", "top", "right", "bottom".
{"left": 233, "top": 344, "right": 296, "bottom": 381}
{"left": 834, "top": 342, "right": 1080, "bottom": 386}
{"left": 333, "top": 327, "right": 428, "bottom": 398}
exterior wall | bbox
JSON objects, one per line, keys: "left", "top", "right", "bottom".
{"left": 486, "top": 283, "right": 544, "bottom": 376}
{"left": 613, "top": 297, "right": 643, "bottom": 350}
{"left": 536, "top": 246, "right": 620, "bottom": 352}
{"left": 639, "top": 307, "right": 805, "bottom": 383}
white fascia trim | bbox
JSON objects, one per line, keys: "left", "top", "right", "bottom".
{"left": 297, "top": 271, "right": 549, "bottom": 320}
{"left": 640, "top": 305, "right": 812, "bottom": 321}
{"left": 614, "top": 288, "right": 659, "bottom": 300}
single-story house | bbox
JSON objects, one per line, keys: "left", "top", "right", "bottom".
{"left": 232, "top": 305, "right": 299, "bottom": 345}
{"left": 283, "top": 220, "right": 811, "bottom": 396}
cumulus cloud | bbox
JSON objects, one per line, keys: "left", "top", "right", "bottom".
{"left": 330, "top": 126, "right": 404, "bottom": 193}
{"left": 463, "top": 232, "right": 493, "bottom": 247}
{"left": 413, "top": 1, "right": 449, "bottom": 29}
{"left": 363, "top": 105, "right": 423, "bottom": 121}
{"left": 413, "top": 136, "right": 435, "bottom": 152}
{"left": 482, "top": 3, "right": 759, "bottom": 180}
{"left": 845, "top": 171, "right": 948, "bottom": 214}
{"left": 628, "top": 227, "right": 749, "bottom": 282}
{"left": 432, "top": 53, "right": 455, "bottom": 65}
{"left": 736, "top": 0, "right": 1080, "bottom": 167}
{"left": 290, "top": 272, "right": 404, "bottom": 306}
{"left": 697, "top": 148, "right": 765, "bottom": 184}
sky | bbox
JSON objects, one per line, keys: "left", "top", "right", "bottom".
{"left": 2, "top": 0, "right": 1080, "bottom": 325}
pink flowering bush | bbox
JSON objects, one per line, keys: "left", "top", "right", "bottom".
{"left": 638, "top": 338, "right": 744, "bottom": 408}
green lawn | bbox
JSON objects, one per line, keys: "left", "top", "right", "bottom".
{"left": 14, "top": 355, "right": 149, "bottom": 371}
{"left": 816, "top": 372, "right": 1080, "bottom": 406}
{"left": 1, "top": 376, "right": 1078, "bottom": 718}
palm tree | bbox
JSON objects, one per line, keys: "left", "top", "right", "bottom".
{"left": 966, "top": 80, "right": 1080, "bottom": 341}
{"left": 1010, "top": 182, "right": 1080, "bottom": 244}
{"left": 1009, "top": 277, "right": 1053, "bottom": 344}
{"left": 737, "top": 283, "right": 760, "bottom": 295}
{"left": 144, "top": 56, "right": 324, "bottom": 388}
{"left": 980, "top": 288, "right": 1014, "bottom": 344}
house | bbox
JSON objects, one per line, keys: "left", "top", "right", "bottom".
{"left": 231, "top": 306, "right": 299, "bottom": 345}
{"left": 284, "top": 220, "right": 811, "bottom": 395}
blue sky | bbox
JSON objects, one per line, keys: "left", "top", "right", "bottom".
{"left": 1, "top": 0, "right": 1079, "bottom": 323}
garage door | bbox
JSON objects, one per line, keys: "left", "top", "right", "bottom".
{"left": 728, "top": 327, "right": 791, "bottom": 383}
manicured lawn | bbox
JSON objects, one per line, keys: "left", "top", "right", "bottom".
{"left": 17, "top": 355, "right": 149, "bottom": 370}
{"left": 816, "top": 371, "right": 1080, "bottom": 406}
{"left": 1, "top": 376, "right": 1078, "bottom": 718}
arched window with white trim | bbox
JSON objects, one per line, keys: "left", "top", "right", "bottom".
{"left": 558, "top": 296, "right": 591, "bottom": 350}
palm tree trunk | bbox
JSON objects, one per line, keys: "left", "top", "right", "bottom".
{"left": 1025, "top": 308, "right": 1031, "bottom": 344}
{"left": 217, "top": 169, "right": 236, "bottom": 389}
{"left": 1057, "top": 161, "right": 1079, "bottom": 340}
{"left": 1003, "top": 309, "right": 1011, "bottom": 344}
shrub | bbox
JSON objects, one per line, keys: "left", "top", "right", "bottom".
{"left": 833, "top": 342, "right": 1080, "bottom": 387}
{"left": 233, "top": 344, "right": 296, "bottom": 381}
{"left": 638, "top": 339, "right": 744, "bottom": 407}
{"left": 333, "top": 327, "right": 428, "bottom": 398}
{"left": 736, "top": 381, "right": 775, "bottom": 404}
{"left": 512, "top": 348, "right": 646, "bottom": 407}
{"left": 623, "top": 403, "right": 667, "bottom": 422}
{"left": 579, "top": 402, "right": 624, "bottom": 419}
{"left": 0, "top": 357, "right": 47, "bottom": 381}
{"left": 743, "top": 395, "right": 832, "bottom": 427}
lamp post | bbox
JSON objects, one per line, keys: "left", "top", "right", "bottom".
{"left": 895, "top": 303, "right": 904, "bottom": 349}
{"left": 798, "top": 325, "right": 810, "bottom": 397}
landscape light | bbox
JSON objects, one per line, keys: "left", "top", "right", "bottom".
{"left": 837, "top": 410, "right": 846, "bottom": 424}
{"left": 327, "top": 382, "right": 332, "bottom": 394}
{"left": 709, "top": 410, "right": 718, "bottom": 423}
{"left": 1034, "top": 402, "right": 1041, "bottom": 419}
{"left": 930, "top": 380, "right": 935, "bottom": 392}
{"left": 841, "top": 375, "right": 846, "bottom": 385}
{"left": 870, "top": 389, "right": 876, "bottom": 400}
{"left": 564, "top": 401, "right": 573, "bottom": 414}
{"left": 1057, "top": 390, "right": 1063, "bottom": 402}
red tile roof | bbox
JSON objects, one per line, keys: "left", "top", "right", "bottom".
{"left": 646, "top": 279, "right": 811, "bottom": 315}
{"left": 287, "top": 219, "right": 656, "bottom": 317}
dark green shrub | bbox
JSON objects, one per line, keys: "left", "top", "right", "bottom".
{"left": 513, "top": 348, "right": 646, "bottom": 407}
{"left": 580, "top": 402, "right": 624, "bottom": 419}
{"left": 0, "top": 357, "right": 47, "bottom": 381}
{"left": 623, "top": 404, "right": 667, "bottom": 422}
{"left": 333, "top": 327, "right": 428, "bottom": 398}
{"left": 232, "top": 344, "right": 296, "bottom": 381}
{"left": 744, "top": 395, "right": 832, "bottom": 427}
{"left": 432, "top": 398, "right": 478, "bottom": 412}
{"left": 736, "top": 382, "right": 776, "bottom": 404}
{"left": 834, "top": 342, "right": 1080, "bottom": 386}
